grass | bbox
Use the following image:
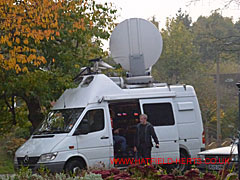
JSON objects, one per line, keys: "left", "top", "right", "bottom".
{"left": 0, "top": 138, "right": 14, "bottom": 174}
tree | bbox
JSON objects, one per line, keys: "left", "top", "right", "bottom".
{"left": 188, "top": 0, "right": 240, "bottom": 8}
{"left": 153, "top": 15, "right": 199, "bottom": 84}
{"left": 152, "top": 11, "right": 240, "bottom": 143}
{"left": 193, "top": 11, "right": 240, "bottom": 63}
{"left": 175, "top": 9, "right": 192, "bottom": 30}
{"left": 0, "top": 0, "right": 117, "bottom": 130}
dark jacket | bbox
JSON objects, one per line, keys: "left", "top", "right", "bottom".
{"left": 134, "top": 122, "right": 159, "bottom": 148}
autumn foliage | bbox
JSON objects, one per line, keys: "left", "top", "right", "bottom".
{"left": 0, "top": 0, "right": 97, "bottom": 73}
{"left": 0, "top": 0, "right": 116, "bottom": 130}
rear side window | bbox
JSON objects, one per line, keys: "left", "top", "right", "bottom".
{"left": 143, "top": 103, "right": 175, "bottom": 126}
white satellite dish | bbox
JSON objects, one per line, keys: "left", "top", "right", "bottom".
{"left": 110, "top": 18, "right": 163, "bottom": 77}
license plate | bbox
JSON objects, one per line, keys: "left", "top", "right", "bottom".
{"left": 208, "top": 164, "right": 224, "bottom": 171}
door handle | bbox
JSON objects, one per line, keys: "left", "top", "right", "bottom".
{"left": 101, "top": 136, "right": 109, "bottom": 139}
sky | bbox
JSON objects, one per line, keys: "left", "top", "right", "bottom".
{"left": 103, "top": 0, "right": 240, "bottom": 27}
{"left": 97, "top": 0, "right": 240, "bottom": 50}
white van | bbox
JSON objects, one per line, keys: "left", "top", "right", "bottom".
{"left": 14, "top": 73, "right": 204, "bottom": 172}
{"left": 14, "top": 18, "right": 205, "bottom": 173}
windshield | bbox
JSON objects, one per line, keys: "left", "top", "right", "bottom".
{"left": 33, "top": 108, "right": 84, "bottom": 135}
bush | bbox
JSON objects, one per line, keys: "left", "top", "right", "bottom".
{"left": 15, "top": 127, "right": 30, "bottom": 139}
{"left": 0, "top": 164, "right": 234, "bottom": 180}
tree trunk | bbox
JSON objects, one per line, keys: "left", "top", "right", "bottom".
{"left": 23, "top": 96, "right": 44, "bottom": 130}
{"left": 3, "top": 93, "right": 16, "bottom": 125}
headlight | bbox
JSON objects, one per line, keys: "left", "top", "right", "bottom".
{"left": 198, "top": 154, "right": 205, "bottom": 161}
{"left": 231, "top": 155, "right": 238, "bottom": 162}
{"left": 39, "top": 152, "right": 58, "bottom": 163}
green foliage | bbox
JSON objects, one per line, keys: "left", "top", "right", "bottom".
{"left": 3, "top": 128, "right": 27, "bottom": 157}
{"left": 193, "top": 11, "right": 239, "bottom": 63}
{"left": 153, "top": 10, "right": 240, "bottom": 143}
{"left": 0, "top": 138, "right": 14, "bottom": 174}
{"left": 153, "top": 14, "right": 199, "bottom": 84}
{"left": 0, "top": 165, "right": 237, "bottom": 180}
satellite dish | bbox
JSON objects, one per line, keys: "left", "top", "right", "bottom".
{"left": 110, "top": 18, "right": 163, "bottom": 76}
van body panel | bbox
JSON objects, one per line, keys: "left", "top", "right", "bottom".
{"left": 177, "top": 123, "right": 201, "bottom": 139}
{"left": 53, "top": 75, "right": 123, "bottom": 110}
{"left": 51, "top": 135, "right": 78, "bottom": 153}
{"left": 103, "top": 92, "right": 176, "bottom": 101}
{"left": 139, "top": 98, "right": 180, "bottom": 162}
{"left": 16, "top": 134, "right": 67, "bottom": 157}
{"left": 173, "top": 97, "right": 204, "bottom": 158}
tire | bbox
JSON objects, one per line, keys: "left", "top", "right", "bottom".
{"left": 176, "top": 151, "right": 190, "bottom": 172}
{"left": 65, "top": 159, "right": 84, "bottom": 174}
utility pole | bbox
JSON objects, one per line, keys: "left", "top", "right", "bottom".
{"left": 216, "top": 55, "right": 221, "bottom": 147}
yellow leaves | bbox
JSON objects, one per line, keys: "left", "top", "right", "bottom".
{"left": 56, "top": 31, "right": 60, "bottom": 36}
{"left": 0, "top": 54, "right": 4, "bottom": 61}
{"left": 0, "top": 36, "right": 6, "bottom": 44}
{"left": 37, "top": 56, "right": 47, "bottom": 64}
{"left": 89, "top": 21, "right": 93, "bottom": 28}
{"left": 73, "top": 20, "right": 86, "bottom": 31}
{"left": 32, "top": 56, "right": 46, "bottom": 67}
{"left": 30, "top": 48, "right": 36, "bottom": 53}
{"left": 27, "top": 54, "right": 36, "bottom": 62}
{"left": 44, "top": 29, "right": 53, "bottom": 40}
{"left": 16, "top": 54, "right": 27, "bottom": 63}
{"left": 9, "top": 57, "right": 16, "bottom": 69}
{"left": 41, "top": 17, "right": 45, "bottom": 23}
{"left": 75, "top": 64, "right": 80, "bottom": 69}
{"left": 7, "top": 41, "right": 12, "bottom": 47}
{"left": 15, "top": 64, "right": 21, "bottom": 73}
{"left": 0, "top": 0, "right": 105, "bottom": 73}
{"left": 14, "top": 30, "right": 20, "bottom": 36}
{"left": 15, "top": 37, "right": 20, "bottom": 44}
{"left": 22, "top": 67, "right": 28, "bottom": 73}
{"left": 14, "top": 46, "right": 22, "bottom": 53}
{"left": 23, "top": 39, "right": 29, "bottom": 45}
{"left": 17, "top": 17, "right": 22, "bottom": 25}
{"left": 42, "top": 24, "right": 47, "bottom": 28}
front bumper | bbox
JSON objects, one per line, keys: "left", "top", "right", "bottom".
{"left": 14, "top": 161, "right": 65, "bottom": 173}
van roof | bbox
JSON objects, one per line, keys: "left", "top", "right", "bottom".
{"left": 53, "top": 74, "right": 196, "bottom": 110}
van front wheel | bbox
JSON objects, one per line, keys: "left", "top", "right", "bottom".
{"left": 65, "top": 159, "right": 84, "bottom": 174}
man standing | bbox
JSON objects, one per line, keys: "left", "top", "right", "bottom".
{"left": 134, "top": 114, "right": 159, "bottom": 160}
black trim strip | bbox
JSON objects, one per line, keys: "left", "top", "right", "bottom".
{"left": 32, "top": 135, "right": 55, "bottom": 138}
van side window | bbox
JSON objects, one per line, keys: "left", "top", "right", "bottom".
{"left": 83, "top": 109, "right": 104, "bottom": 133}
{"left": 143, "top": 103, "right": 174, "bottom": 126}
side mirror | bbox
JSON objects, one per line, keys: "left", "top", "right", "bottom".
{"left": 73, "top": 119, "right": 89, "bottom": 135}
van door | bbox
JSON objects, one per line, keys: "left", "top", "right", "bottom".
{"left": 140, "top": 98, "right": 179, "bottom": 163}
{"left": 74, "top": 104, "right": 112, "bottom": 168}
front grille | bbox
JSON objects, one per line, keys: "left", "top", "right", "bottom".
{"left": 204, "top": 155, "right": 231, "bottom": 163}
{"left": 17, "top": 157, "right": 40, "bottom": 165}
